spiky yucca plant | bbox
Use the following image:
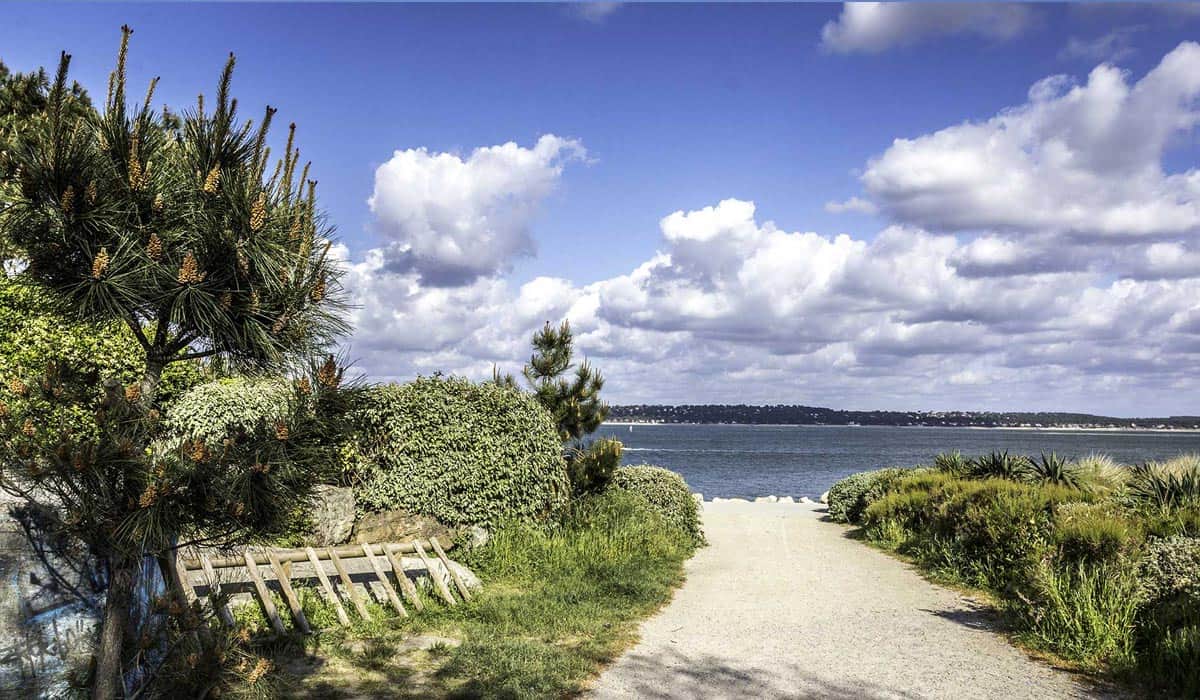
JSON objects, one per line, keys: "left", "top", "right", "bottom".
{"left": 969, "top": 450, "right": 1030, "bottom": 481}
{"left": 1129, "top": 458, "right": 1200, "bottom": 512}
{"left": 0, "top": 28, "right": 349, "bottom": 699}
{"left": 1025, "top": 452, "right": 1082, "bottom": 488}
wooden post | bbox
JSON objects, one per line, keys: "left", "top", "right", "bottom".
{"left": 361, "top": 543, "right": 407, "bottom": 617}
{"left": 430, "top": 538, "right": 472, "bottom": 602}
{"left": 328, "top": 547, "right": 370, "bottom": 620}
{"left": 243, "top": 551, "right": 286, "bottom": 635}
{"left": 381, "top": 544, "right": 424, "bottom": 611}
{"left": 267, "top": 551, "right": 312, "bottom": 635}
{"left": 305, "top": 547, "right": 350, "bottom": 626}
{"left": 414, "top": 541, "right": 456, "bottom": 606}
{"left": 199, "top": 554, "right": 236, "bottom": 627}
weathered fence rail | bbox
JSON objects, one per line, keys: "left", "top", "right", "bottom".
{"left": 165, "top": 539, "right": 474, "bottom": 635}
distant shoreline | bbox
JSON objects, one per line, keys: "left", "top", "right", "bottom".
{"left": 604, "top": 421, "right": 1200, "bottom": 433}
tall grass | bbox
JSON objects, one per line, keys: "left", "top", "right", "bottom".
{"left": 1015, "top": 559, "right": 1141, "bottom": 669}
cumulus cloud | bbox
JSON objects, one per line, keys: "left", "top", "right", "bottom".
{"left": 863, "top": 42, "right": 1200, "bottom": 243}
{"left": 337, "top": 43, "right": 1200, "bottom": 413}
{"left": 367, "top": 134, "right": 585, "bottom": 286}
{"left": 339, "top": 195, "right": 1200, "bottom": 413}
{"left": 820, "top": 2, "right": 1036, "bottom": 54}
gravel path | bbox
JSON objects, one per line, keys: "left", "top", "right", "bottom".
{"left": 590, "top": 500, "right": 1116, "bottom": 700}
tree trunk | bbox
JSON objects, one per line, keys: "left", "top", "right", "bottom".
{"left": 93, "top": 555, "right": 138, "bottom": 700}
{"left": 138, "top": 358, "right": 165, "bottom": 408}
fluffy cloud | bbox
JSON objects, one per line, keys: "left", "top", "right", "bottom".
{"left": 820, "top": 2, "right": 1035, "bottom": 54}
{"left": 340, "top": 196, "right": 1200, "bottom": 413}
{"left": 863, "top": 42, "right": 1200, "bottom": 241}
{"left": 339, "top": 43, "right": 1200, "bottom": 413}
{"left": 367, "top": 135, "right": 585, "bottom": 286}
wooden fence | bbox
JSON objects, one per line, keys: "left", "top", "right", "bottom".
{"left": 162, "top": 539, "right": 474, "bottom": 634}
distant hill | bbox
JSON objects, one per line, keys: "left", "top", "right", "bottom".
{"left": 608, "top": 405, "right": 1200, "bottom": 430}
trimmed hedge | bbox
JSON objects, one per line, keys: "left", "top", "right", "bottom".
{"left": 164, "top": 377, "right": 291, "bottom": 442}
{"left": 354, "top": 377, "right": 569, "bottom": 529}
{"left": 611, "top": 465, "right": 704, "bottom": 547}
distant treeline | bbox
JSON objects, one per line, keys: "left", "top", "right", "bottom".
{"left": 608, "top": 405, "right": 1200, "bottom": 430}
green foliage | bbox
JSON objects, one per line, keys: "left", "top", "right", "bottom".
{"left": 438, "top": 490, "right": 693, "bottom": 698}
{"left": 1053, "top": 502, "right": 1144, "bottom": 564}
{"left": 515, "top": 320, "right": 609, "bottom": 442}
{"left": 566, "top": 436, "right": 623, "bottom": 496}
{"left": 353, "top": 376, "right": 569, "bottom": 528}
{"left": 1027, "top": 452, "right": 1082, "bottom": 488}
{"left": 609, "top": 464, "right": 704, "bottom": 547}
{"left": 932, "top": 451, "right": 970, "bottom": 475}
{"left": 845, "top": 453, "right": 1200, "bottom": 696}
{"left": 1128, "top": 457, "right": 1200, "bottom": 513}
{"left": 826, "top": 467, "right": 910, "bottom": 524}
{"left": 1, "top": 29, "right": 347, "bottom": 379}
{"left": 164, "top": 377, "right": 291, "bottom": 442}
{"left": 1015, "top": 558, "right": 1141, "bottom": 669}
{"left": 968, "top": 450, "right": 1030, "bottom": 481}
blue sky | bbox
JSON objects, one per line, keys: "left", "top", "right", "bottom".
{"left": 5, "top": 3, "right": 1200, "bottom": 414}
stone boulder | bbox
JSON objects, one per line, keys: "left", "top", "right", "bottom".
{"left": 306, "top": 485, "right": 356, "bottom": 547}
{"left": 353, "top": 509, "right": 459, "bottom": 548}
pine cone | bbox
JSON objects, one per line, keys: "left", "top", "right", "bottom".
{"left": 316, "top": 355, "right": 341, "bottom": 389}
{"left": 250, "top": 192, "right": 267, "bottom": 232}
{"left": 152, "top": 192, "right": 164, "bottom": 213}
{"left": 8, "top": 378, "right": 27, "bottom": 396}
{"left": 85, "top": 180, "right": 97, "bottom": 205}
{"left": 274, "top": 422, "right": 290, "bottom": 441}
{"left": 177, "top": 251, "right": 207, "bottom": 285}
{"left": 21, "top": 419, "right": 35, "bottom": 437}
{"left": 146, "top": 233, "right": 163, "bottom": 261}
{"left": 202, "top": 165, "right": 221, "bottom": 194}
{"left": 60, "top": 185, "right": 75, "bottom": 215}
{"left": 92, "top": 247, "right": 110, "bottom": 279}
{"left": 124, "top": 384, "right": 141, "bottom": 403}
{"left": 311, "top": 275, "right": 326, "bottom": 302}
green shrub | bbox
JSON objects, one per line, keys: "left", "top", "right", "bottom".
{"left": 1136, "top": 537, "right": 1200, "bottom": 695}
{"left": 1026, "top": 452, "right": 1082, "bottom": 488}
{"left": 968, "top": 450, "right": 1030, "bottom": 481}
{"left": 1129, "top": 458, "right": 1200, "bottom": 513}
{"left": 918, "top": 479, "right": 1084, "bottom": 591}
{"left": 933, "top": 451, "right": 970, "bottom": 475}
{"left": 610, "top": 465, "right": 704, "bottom": 547}
{"left": 353, "top": 377, "right": 569, "bottom": 529}
{"left": 1015, "top": 557, "right": 1141, "bottom": 669}
{"left": 827, "top": 467, "right": 910, "bottom": 524}
{"left": 1053, "top": 502, "right": 1145, "bottom": 564}
{"left": 164, "top": 377, "right": 292, "bottom": 442}
{"left": 566, "top": 437, "right": 623, "bottom": 496}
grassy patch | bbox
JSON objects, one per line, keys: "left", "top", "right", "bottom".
{"left": 266, "top": 490, "right": 693, "bottom": 698}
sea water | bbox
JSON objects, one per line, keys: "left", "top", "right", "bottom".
{"left": 594, "top": 423, "right": 1200, "bottom": 499}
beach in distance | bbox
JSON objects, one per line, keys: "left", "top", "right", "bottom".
{"left": 595, "top": 422, "right": 1200, "bottom": 499}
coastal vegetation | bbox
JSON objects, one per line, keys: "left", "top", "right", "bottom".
{"left": 0, "top": 28, "right": 702, "bottom": 698}
{"left": 829, "top": 452, "right": 1200, "bottom": 697}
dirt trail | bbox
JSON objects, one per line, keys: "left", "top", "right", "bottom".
{"left": 590, "top": 500, "right": 1114, "bottom": 699}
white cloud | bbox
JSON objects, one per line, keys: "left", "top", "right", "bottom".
{"left": 863, "top": 42, "right": 1200, "bottom": 240}
{"left": 339, "top": 196, "right": 1200, "bottom": 413}
{"left": 571, "top": 2, "right": 622, "bottom": 23}
{"left": 1059, "top": 27, "right": 1142, "bottom": 63}
{"left": 821, "top": 2, "right": 1036, "bottom": 54}
{"left": 824, "top": 196, "right": 878, "bottom": 214}
{"left": 367, "top": 134, "right": 585, "bottom": 286}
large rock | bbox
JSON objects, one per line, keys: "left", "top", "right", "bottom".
{"left": 353, "top": 509, "right": 458, "bottom": 547}
{"left": 306, "top": 485, "right": 356, "bottom": 546}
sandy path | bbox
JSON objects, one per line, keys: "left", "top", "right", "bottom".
{"left": 590, "top": 501, "right": 1113, "bottom": 699}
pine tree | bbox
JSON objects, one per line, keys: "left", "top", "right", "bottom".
{"left": 521, "top": 320, "right": 609, "bottom": 442}
{"left": 0, "top": 28, "right": 349, "bottom": 699}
